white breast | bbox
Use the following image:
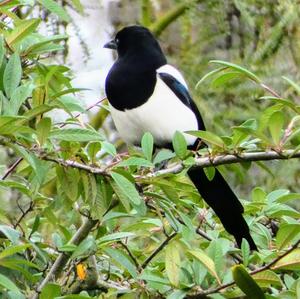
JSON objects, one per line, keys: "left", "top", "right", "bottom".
{"left": 109, "top": 65, "right": 198, "bottom": 146}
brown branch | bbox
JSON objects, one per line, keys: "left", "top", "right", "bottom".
{"left": 33, "top": 217, "right": 98, "bottom": 298}
{"left": 141, "top": 232, "right": 177, "bottom": 269}
{"left": 1, "top": 157, "right": 23, "bottom": 180}
{"left": 119, "top": 241, "right": 141, "bottom": 271}
{"left": 186, "top": 239, "right": 300, "bottom": 298}
{"left": 35, "top": 149, "right": 300, "bottom": 179}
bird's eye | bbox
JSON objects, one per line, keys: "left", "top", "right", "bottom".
{"left": 115, "top": 38, "right": 120, "bottom": 45}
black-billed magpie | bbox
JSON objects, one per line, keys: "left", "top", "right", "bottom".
{"left": 104, "top": 25, "right": 257, "bottom": 250}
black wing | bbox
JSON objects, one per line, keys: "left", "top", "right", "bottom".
{"left": 158, "top": 72, "right": 206, "bottom": 131}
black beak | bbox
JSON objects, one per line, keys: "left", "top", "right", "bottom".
{"left": 104, "top": 40, "right": 117, "bottom": 50}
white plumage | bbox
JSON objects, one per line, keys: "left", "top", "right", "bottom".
{"left": 109, "top": 64, "right": 198, "bottom": 146}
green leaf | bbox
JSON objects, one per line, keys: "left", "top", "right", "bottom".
{"left": 282, "top": 76, "right": 300, "bottom": 95}
{"left": 5, "top": 84, "right": 33, "bottom": 115}
{"left": 241, "top": 239, "right": 250, "bottom": 267}
{"left": 252, "top": 187, "right": 266, "bottom": 203}
{"left": 187, "top": 130, "right": 225, "bottom": 148}
{"left": 104, "top": 247, "right": 138, "bottom": 278}
{"left": 153, "top": 149, "right": 175, "bottom": 165}
{"left": 210, "top": 60, "right": 261, "bottom": 83}
{"left": 87, "top": 141, "right": 101, "bottom": 162}
{"left": 203, "top": 166, "right": 215, "bottom": 181}
{"left": 0, "top": 244, "right": 31, "bottom": 260}
{"left": 101, "top": 141, "right": 117, "bottom": 157}
{"left": 98, "top": 232, "right": 135, "bottom": 244}
{"left": 165, "top": 242, "right": 181, "bottom": 287}
{"left": 37, "top": 0, "right": 70, "bottom": 22}
{"left": 6, "top": 19, "right": 40, "bottom": 47}
{"left": 232, "top": 264, "right": 265, "bottom": 299}
{"left": 50, "top": 128, "right": 103, "bottom": 142}
{"left": 0, "top": 273, "right": 20, "bottom": 293}
{"left": 81, "top": 172, "right": 97, "bottom": 205}
{"left": 211, "top": 71, "right": 241, "bottom": 87}
{"left": 141, "top": 132, "right": 154, "bottom": 161}
{"left": 0, "top": 225, "right": 20, "bottom": 244}
{"left": 36, "top": 117, "right": 51, "bottom": 146}
{"left": 40, "top": 283, "right": 61, "bottom": 299}
{"left": 189, "top": 249, "right": 221, "bottom": 284}
{"left": 272, "top": 249, "right": 300, "bottom": 270}
{"left": 71, "top": 236, "right": 96, "bottom": 259}
{"left": 3, "top": 53, "right": 22, "bottom": 99}
{"left": 276, "top": 224, "right": 300, "bottom": 250}
{"left": 195, "top": 66, "right": 227, "bottom": 89}
{"left": 0, "top": 36, "right": 4, "bottom": 68}
{"left": 268, "top": 111, "right": 284, "bottom": 145}
{"left": 252, "top": 270, "right": 282, "bottom": 288}
{"left": 110, "top": 172, "right": 142, "bottom": 206}
{"left": 118, "top": 157, "right": 153, "bottom": 167}
{"left": 172, "top": 131, "right": 187, "bottom": 159}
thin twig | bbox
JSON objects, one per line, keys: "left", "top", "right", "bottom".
{"left": 1, "top": 157, "right": 23, "bottom": 180}
{"left": 119, "top": 241, "right": 141, "bottom": 271}
{"left": 141, "top": 232, "right": 177, "bottom": 269}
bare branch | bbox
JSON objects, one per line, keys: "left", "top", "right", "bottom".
{"left": 141, "top": 232, "right": 177, "bottom": 269}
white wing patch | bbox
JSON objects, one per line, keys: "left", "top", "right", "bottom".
{"left": 157, "top": 64, "right": 188, "bottom": 89}
{"left": 110, "top": 64, "right": 198, "bottom": 146}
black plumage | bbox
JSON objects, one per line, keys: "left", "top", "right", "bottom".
{"left": 104, "top": 25, "right": 257, "bottom": 250}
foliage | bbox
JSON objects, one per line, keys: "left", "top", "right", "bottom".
{"left": 0, "top": 1, "right": 299, "bottom": 299}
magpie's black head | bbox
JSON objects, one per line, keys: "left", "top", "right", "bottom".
{"left": 104, "top": 25, "right": 166, "bottom": 65}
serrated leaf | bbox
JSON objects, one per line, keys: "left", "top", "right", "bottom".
{"left": 210, "top": 60, "right": 261, "bottom": 83}
{"left": 276, "top": 224, "right": 300, "bottom": 250}
{"left": 141, "top": 132, "right": 153, "bottom": 161}
{"left": 187, "top": 130, "right": 225, "bottom": 148}
{"left": 165, "top": 242, "right": 181, "bottom": 287}
{"left": 37, "top": 0, "right": 70, "bottom": 22}
{"left": 50, "top": 128, "right": 103, "bottom": 142}
{"left": 104, "top": 247, "right": 138, "bottom": 278}
{"left": 269, "top": 111, "right": 284, "bottom": 145}
{"left": 272, "top": 249, "right": 300, "bottom": 270}
{"left": 189, "top": 249, "right": 221, "bottom": 284}
{"left": 6, "top": 19, "right": 40, "bottom": 47}
{"left": 232, "top": 264, "right": 265, "bottom": 299}
{"left": 110, "top": 172, "right": 141, "bottom": 206}
{"left": 172, "top": 131, "right": 187, "bottom": 159}
{"left": 3, "top": 53, "right": 22, "bottom": 99}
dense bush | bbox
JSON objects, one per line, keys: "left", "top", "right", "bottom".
{"left": 0, "top": 1, "right": 299, "bottom": 298}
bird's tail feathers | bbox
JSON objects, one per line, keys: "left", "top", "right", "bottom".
{"left": 187, "top": 167, "right": 257, "bottom": 250}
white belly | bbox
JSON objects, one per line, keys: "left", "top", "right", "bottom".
{"left": 109, "top": 76, "right": 198, "bottom": 146}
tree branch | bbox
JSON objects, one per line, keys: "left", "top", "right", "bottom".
{"left": 141, "top": 232, "right": 177, "bottom": 269}
{"left": 33, "top": 217, "right": 98, "bottom": 298}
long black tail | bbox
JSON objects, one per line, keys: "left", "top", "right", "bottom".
{"left": 187, "top": 167, "right": 257, "bottom": 250}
